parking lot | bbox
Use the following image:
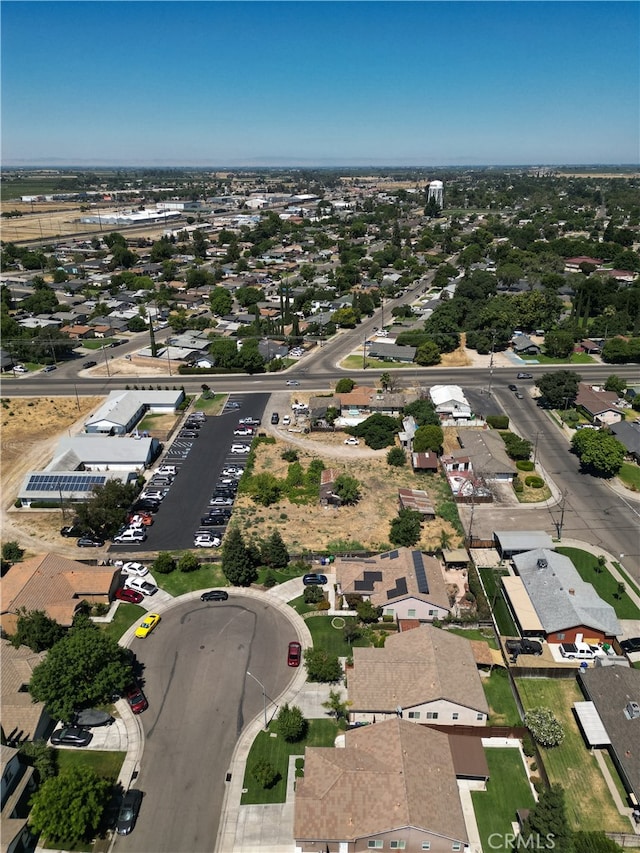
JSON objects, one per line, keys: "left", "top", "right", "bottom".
{"left": 108, "top": 393, "right": 269, "bottom": 553}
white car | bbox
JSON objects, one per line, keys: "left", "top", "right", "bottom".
{"left": 194, "top": 535, "right": 221, "bottom": 548}
{"left": 222, "top": 466, "right": 244, "bottom": 477}
{"left": 13, "top": 365, "right": 27, "bottom": 373}
{"left": 230, "top": 444, "right": 250, "bottom": 454}
{"left": 120, "top": 561, "right": 149, "bottom": 577}
{"left": 140, "top": 489, "right": 166, "bottom": 501}
{"left": 113, "top": 528, "right": 147, "bottom": 544}
{"left": 282, "top": 415, "right": 291, "bottom": 426}
{"left": 124, "top": 577, "right": 158, "bottom": 596}
{"left": 344, "top": 437, "right": 360, "bottom": 445}
{"left": 233, "top": 427, "right": 254, "bottom": 436}
{"left": 157, "top": 465, "right": 177, "bottom": 476}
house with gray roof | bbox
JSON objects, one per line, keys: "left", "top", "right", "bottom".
{"left": 294, "top": 718, "right": 470, "bottom": 853}
{"left": 577, "top": 666, "right": 640, "bottom": 803}
{"left": 456, "top": 428, "right": 517, "bottom": 481}
{"left": 505, "top": 548, "right": 621, "bottom": 643}
{"left": 494, "top": 530, "right": 554, "bottom": 558}
{"left": 349, "top": 625, "right": 489, "bottom": 727}
{"left": 84, "top": 389, "right": 184, "bottom": 435}
{"left": 367, "top": 343, "right": 417, "bottom": 363}
{"left": 609, "top": 420, "right": 640, "bottom": 462}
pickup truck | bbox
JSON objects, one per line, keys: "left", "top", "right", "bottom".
{"left": 505, "top": 638, "right": 543, "bottom": 656}
{"left": 559, "top": 642, "right": 595, "bottom": 660}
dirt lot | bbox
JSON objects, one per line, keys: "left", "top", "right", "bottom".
{"left": 1, "top": 394, "right": 463, "bottom": 558}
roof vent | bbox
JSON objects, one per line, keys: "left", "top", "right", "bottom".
{"left": 625, "top": 702, "right": 640, "bottom": 720}
{"left": 568, "top": 588, "right": 575, "bottom": 596}
{"left": 537, "top": 558, "right": 548, "bottom": 569}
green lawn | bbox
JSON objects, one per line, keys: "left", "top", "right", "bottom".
{"left": 478, "top": 568, "right": 518, "bottom": 635}
{"left": 155, "top": 562, "right": 228, "bottom": 597}
{"left": 56, "top": 749, "right": 126, "bottom": 781}
{"left": 193, "top": 393, "right": 226, "bottom": 413}
{"left": 482, "top": 668, "right": 521, "bottom": 726}
{"left": 288, "top": 593, "right": 317, "bottom": 616}
{"left": 241, "top": 719, "right": 339, "bottom": 804}
{"left": 472, "top": 748, "right": 535, "bottom": 852}
{"left": 82, "top": 339, "right": 115, "bottom": 350}
{"left": 341, "top": 354, "right": 416, "bottom": 370}
{"left": 99, "top": 603, "right": 146, "bottom": 642}
{"left": 618, "top": 462, "right": 640, "bottom": 491}
{"left": 520, "top": 353, "right": 595, "bottom": 364}
{"left": 445, "top": 626, "right": 498, "bottom": 649}
{"left": 305, "top": 615, "right": 369, "bottom": 657}
{"left": 516, "top": 678, "right": 629, "bottom": 832}
{"left": 556, "top": 547, "right": 640, "bottom": 619}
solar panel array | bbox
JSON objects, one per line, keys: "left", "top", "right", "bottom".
{"left": 412, "top": 551, "right": 429, "bottom": 593}
{"left": 25, "top": 474, "right": 106, "bottom": 492}
{"left": 387, "top": 577, "right": 408, "bottom": 600}
{"left": 354, "top": 570, "right": 383, "bottom": 592}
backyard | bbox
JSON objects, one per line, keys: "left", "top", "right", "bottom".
{"left": 478, "top": 567, "right": 518, "bottom": 635}
{"left": 516, "top": 677, "right": 629, "bottom": 832}
{"left": 482, "top": 667, "right": 521, "bottom": 726}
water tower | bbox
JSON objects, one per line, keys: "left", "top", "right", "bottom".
{"left": 428, "top": 179, "right": 444, "bottom": 207}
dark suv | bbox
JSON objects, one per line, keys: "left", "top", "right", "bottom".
{"left": 271, "top": 412, "right": 279, "bottom": 424}
{"left": 505, "top": 638, "right": 543, "bottom": 657}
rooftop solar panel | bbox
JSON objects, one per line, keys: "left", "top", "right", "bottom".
{"left": 412, "top": 551, "right": 429, "bottom": 593}
{"left": 25, "top": 473, "right": 107, "bottom": 492}
{"left": 354, "top": 570, "right": 383, "bottom": 592}
{"left": 387, "top": 577, "right": 408, "bottom": 599}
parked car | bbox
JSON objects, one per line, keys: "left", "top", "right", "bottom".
{"left": 200, "top": 515, "right": 228, "bottom": 527}
{"left": 72, "top": 709, "right": 114, "bottom": 727}
{"left": 139, "top": 489, "right": 167, "bottom": 501}
{"left": 41, "top": 364, "right": 57, "bottom": 373}
{"left": 194, "top": 534, "right": 221, "bottom": 548}
{"left": 119, "top": 561, "right": 148, "bottom": 577}
{"left": 200, "top": 590, "right": 229, "bottom": 602}
{"left": 50, "top": 726, "right": 93, "bottom": 747}
{"left": 209, "top": 496, "right": 234, "bottom": 507}
{"left": 113, "top": 528, "right": 147, "bottom": 544}
{"left": 234, "top": 427, "right": 254, "bottom": 436}
{"left": 230, "top": 444, "right": 250, "bottom": 454}
{"left": 621, "top": 637, "right": 640, "bottom": 654}
{"left": 344, "top": 437, "right": 360, "bottom": 445}
{"left": 559, "top": 642, "right": 595, "bottom": 660}
{"left": 505, "top": 638, "right": 543, "bottom": 656}
{"left": 124, "top": 577, "right": 158, "bottom": 596}
{"left": 270, "top": 413, "right": 279, "bottom": 424}
{"left": 222, "top": 466, "right": 244, "bottom": 477}
{"left": 508, "top": 384, "right": 518, "bottom": 392}
{"left": 282, "top": 415, "right": 291, "bottom": 426}
{"left": 189, "top": 412, "right": 206, "bottom": 421}
{"left": 131, "top": 499, "right": 160, "bottom": 513}
{"left": 517, "top": 372, "right": 533, "bottom": 379}
{"left": 156, "top": 465, "right": 177, "bottom": 476}
{"left": 287, "top": 641, "right": 302, "bottom": 667}
{"left": 116, "top": 789, "right": 143, "bottom": 836}
{"left": 303, "top": 573, "right": 328, "bottom": 586}
{"left": 13, "top": 364, "right": 27, "bottom": 373}
{"left": 124, "top": 684, "right": 148, "bottom": 714}
{"left": 239, "top": 418, "right": 260, "bottom": 426}
{"left": 83, "top": 360, "right": 97, "bottom": 369}
{"left": 60, "top": 524, "right": 85, "bottom": 538}
{"left": 179, "top": 430, "right": 198, "bottom": 439}
{"left": 135, "top": 613, "right": 161, "bottom": 639}
{"left": 115, "top": 587, "right": 144, "bottom": 605}
{"left": 77, "top": 535, "right": 105, "bottom": 548}
{"left": 127, "top": 512, "right": 153, "bottom": 527}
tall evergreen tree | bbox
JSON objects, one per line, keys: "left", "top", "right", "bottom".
{"left": 221, "top": 525, "right": 258, "bottom": 586}
{"left": 261, "top": 530, "right": 289, "bottom": 569}
{"left": 520, "top": 785, "right": 574, "bottom": 853}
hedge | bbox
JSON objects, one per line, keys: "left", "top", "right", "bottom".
{"left": 517, "top": 460, "right": 534, "bottom": 472}
{"left": 486, "top": 414, "right": 509, "bottom": 430}
{"left": 525, "top": 475, "right": 544, "bottom": 488}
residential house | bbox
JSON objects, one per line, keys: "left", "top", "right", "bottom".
{"left": 609, "top": 420, "right": 640, "bottom": 462}
{"left": 348, "top": 626, "right": 489, "bottom": 726}
{"left": 576, "top": 666, "right": 640, "bottom": 803}
{"left": 512, "top": 335, "right": 541, "bottom": 356}
{"left": 564, "top": 256, "right": 602, "bottom": 272}
{"left": 0, "top": 642, "right": 49, "bottom": 744}
{"left": 429, "top": 385, "right": 472, "bottom": 421}
{"left": 337, "top": 548, "right": 450, "bottom": 623}
{"left": 293, "top": 718, "right": 470, "bottom": 853}
{"left": 493, "top": 531, "right": 554, "bottom": 558}
{"left": 1, "top": 744, "right": 37, "bottom": 853}
{"left": 367, "top": 343, "right": 417, "bottom": 363}
{"left": 456, "top": 429, "right": 517, "bottom": 482}
{"left": 1, "top": 554, "right": 119, "bottom": 636}
{"left": 503, "top": 548, "right": 621, "bottom": 644}
{"left": 84, "top": 389, "right": 184, "bottom": 435}
{"left": 575, "top": 383, "right": 624, "bottom": 426}
{"left": 59, "top": 324, "right": 96, "bottom": 340}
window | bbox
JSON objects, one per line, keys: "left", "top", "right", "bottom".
{"left": 408, "top": 609, "right": 416, "bottom": 617}
{"left": 428, "top": 609, "right": 437, "bottom": 616}
{"left": 477, "top": 713, "right": 484, "bottom": 721}
{"left": 421, "top": 844, "right": 431, "bottom": 851}
{"left": 390, "top": 843, "right": 406, "bottom": 850}
{"left": 452, "top": 712, "right": 459, "bottom": 720}
{"left": 557, "top": 633, "right": 565, "bottom": 640}
{"left": 385, "top": 609, "right": 394, "bottom": 616}
{"left": 408, "top": 711, "right": 421, "bottom": 719}
{"left": 368, "top": 842, "right": 383, "bottom": 850}
{"left": 425, "top": 712, "right": 439, "bottom": 720}
{"left": 452, "top": 844, "right": 462, "bottom": 851}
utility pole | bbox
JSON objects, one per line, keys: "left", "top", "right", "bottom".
{"left": 362, "top": 334, "right": 367, "bottom": 370}
{"left": 487, "top": 329, "right": 497, "bottom": 396}
{"left": 556, "top": 490, "right": 568, "bottom": 539}
{"left": 246, "top": 671, "right": 268, "bottom": 731}
{"left": 102, "top": 344, "right": 111, "bottom": 377}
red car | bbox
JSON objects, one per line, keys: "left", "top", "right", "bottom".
{"left": 124, "top": 685, "right": 148, "bottom": 714}
{"left": 115, "top": 587, "right": 144, "bottom": 605}
{"left": 287, "top": 641, "right": 302, "bottom": 667}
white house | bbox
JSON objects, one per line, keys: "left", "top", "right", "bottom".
{"left": 429, "top": 385, "right": 472, "bottom": 420}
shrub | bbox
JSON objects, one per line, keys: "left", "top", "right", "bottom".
{"left": 153, "top": 552, "right": 177, "bottom": 574}
{"left": 2, "top": 541, "right": 24, "bottom": 564}
{"left": 522, "top": 733, "right": 536, "bottom": 757}
{"left": 517, "top": 460, "right": 535, "bottom": 471}
{"left": 263, "top": 570, "right": 278, "bottom": 588}
{"left": 281, "top": 448, "right": 298, "bottom": 463}
{"left": 486, "top": 414, "right": 509, "bottom": 430}
{"left": 317, "top": 599, "right": 331, "bottom": 611}
{"left": 525, "top": 475, "right": 544, "bottom": 489}
{"left": 386, "top": 447, "right": 406, "bottom": 467}
{"left": 252, "top": 760, "right": 279, "bottom": 789}
{"left": 524, "top": 707, "right": 565, "bottom": 747}
{"left": 513, "top": 477, "right": 524, "bottom": 493}
{"left": 304, "top": 585, "right": 324, "bottom": 604}
{"left": 178, "top": 552, "right": 200, "bottom": 573}
{"left": 275, "top": 703, "right": 308, "bottom": 742}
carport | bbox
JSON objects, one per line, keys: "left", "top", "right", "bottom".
{"left": 573, "top": 701, "right": 611, "bottom": 748}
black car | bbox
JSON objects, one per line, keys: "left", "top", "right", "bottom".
{"left": 303, "top": 573, "right": 328, "bottom": 586}
{"left": 42, "top": 364, "right": 57, "bottom": 373}
{"left": 200, "top": 515, "right": 228, "bottom": 527}
{"left": 77, "top": 535, "right": 105, "bottom": 548}
{"left": 201, "top": 590, "right": 229, "bottom": 602}
{"left": 50, "top": 726, "right": 93, "bottom": 747}
{"left": 270, "top": 412, "right": 279, "bottom": 424}
{"left": 72, "top": 709, "right": 115, "bottom": 727}
{"left": 116, "top": 789, "right": 143, "bottom": 835}
{"left": 60, "top": 524, "right": 85, "bottom": 538}
{"left": 131, "top": 499, "right": 160, "bottom": 513}
{"left": 621, "top": 637, "right": 640, "bottom": 654}
{"left": 508, "top": 384, "right": 518, "bottom": 392}
{"left": 83, "top": 360, "right": 98, "bottom": 368}
{"left": 179, "top": 430, "right": 198, "bottom": 439}
{"left": 505, "top": 638, "right": 543, "bottom": 656}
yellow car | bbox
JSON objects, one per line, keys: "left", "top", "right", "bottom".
{"left": 135, "top": 613, "right": 161, "bottom": 639}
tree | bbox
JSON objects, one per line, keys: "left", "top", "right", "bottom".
{"left": 152, "top": 552, "right": 177, "bottom": 574}
{"left": 304, "top": 585, "right": 324, "bottom": 604}
{"left": 380, "top": 372, "right": 392, "bottom": 391}
{"left": 252, "top": 760, "right": 279, "bottom": 789}
{"left": 331, "top": 307, "right": 358, "bottom": 328}
{"left": 574, "top": 831, "right": 625, "bottom": 853}
{"left": 501, "top": 432, "right": 532, "bottom": 461}
{"left": 260, "top": 530, "right": 289, "bottom": 569}
{"left": 29, "top": 623, "right": 133, "bottom": 722}
{"left": 275, "top": 703, "right": 307, "bottom": 742}
{"left": 322, "top": 689, "right": 352, "bottom": 721}
{"left": 351, "top": 413, "right": 400, "bottom": 449}
{"left": 127, "top": 315, "right": 147, "bottom": 332}
{"left": 524, "top": 707, "right": 565, "bottom": 747}
{"left": 249, "top": 472, "right": 283, "bottom": 506}
{"left": 178, "top": 551, "right": 200, "bottom": 573}
{"left": 29, "top": 767, "right": 110, "bottom": 846}
{"left": 209, "top": 286, "right": 233, "bottom": 316}
{"left": 389, "top": 509, "right": 422, "bottom": 547}
{"left": 603, "top": 375, "right": 626, "bottom": 395}
{"left": 304, "top": 648, "right": 343, "bottom": 683}
{"left": 413, "top": 424, "right": 443, "bottom": 453}
{"left": 2, "top": 540, "right": 24, "bottom": 564}
{"left": 536, "top": 370, "right": 581, "bottom": 409}
{"left": 616, "top": 581, "right": 626, "bottom": 599}
{"left": 571, "top": 430, "right": 625, "bottom": 477}
{"left": 10, "top": 609, "right": 65, "bottom": 652}
{"left": 544, "top": 329, "right": 575, "bottom": 359}
{"left": 74, "top": 479, "right": 140, "bottom": 538}
{"left": 333, "top": 474, "right": 361, "bottom": 506}
{"left": 221, "top": 525, "right": 258, "bottom": 586}
{"left": 415, "top": 340, "right": 441, "bottom": 366}
{"left": 520, "top": 785, "right": 574, "bottom": 853}
{"left": 335, "top": 377, "right": 355, "bottom": 393}
{"left": 18, "top": 740, "right": 57, "bottom": 782}
{"left": 355, "top": 599, "right": 382, "bottom": 623}
{"left": 387, "top": 447, "right": 406, "bottom": 467}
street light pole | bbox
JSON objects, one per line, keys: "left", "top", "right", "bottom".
{"left": 246, "top": 671, "right": 268, "bottom": 731}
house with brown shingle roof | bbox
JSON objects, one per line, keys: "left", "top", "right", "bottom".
{"left": 337, "top": 548, "right": 450, "bottom": 623}
{"left": 1, "top": 744, "right": 37, "bottom": 853}
{"left": 348, "top": 626, "right": 489, "bottom": 726}
{"left": 575, "top": 382, "right": 624, "bottom": 426}
{"left": 1, "top": 554, "right": 119, "bottom": 635}
{"left": 293, "top": 718, "right": 469, "bottom": 853}
{"left": 1, "top": 642, "right": 50, "bottom": 742}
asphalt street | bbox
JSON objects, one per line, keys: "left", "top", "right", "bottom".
{"left": 113, "top": 595, "right": 299, "bottom": 853}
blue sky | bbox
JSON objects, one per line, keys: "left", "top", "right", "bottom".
{"left": 2, "top": 1, "right": 638, "bottom": 166}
